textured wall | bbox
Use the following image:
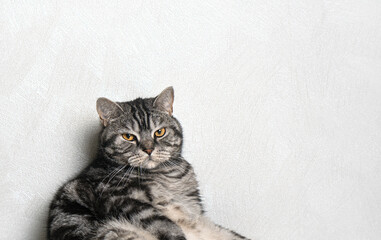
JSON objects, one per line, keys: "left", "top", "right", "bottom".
{"left": 1, "top": 1, "right": 381, "bottom": 239}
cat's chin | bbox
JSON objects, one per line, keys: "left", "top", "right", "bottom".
{"left": 128, "top": 157, "right": 161, "bottom": 170}
{"left": 126, "top": 154, "right": 170, "bottom": 170}
{"left": 142, "top": 159, "right": 159, "bottom": 169}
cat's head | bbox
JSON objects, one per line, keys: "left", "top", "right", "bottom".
{"left": 96, "top": 87, "right": 183, "bottom": 169}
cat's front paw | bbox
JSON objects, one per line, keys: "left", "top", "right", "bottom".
{"left": 102, "top": 231, "right": 119, "bottom": 240}
{"left": 91, "top": 230, "right": 118, "bottom": 240}
{"left": 157, "top": 234, "right": 186, "bottom": 240}
{"left": 117, "top": 231, "right": 147, "bottom": 240}
{"left": 95, "top": 230, "right": 144, "bottom": 240}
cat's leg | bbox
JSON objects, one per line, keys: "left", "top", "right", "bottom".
{"left": 97, "top": 198, "right": 186, "bottom": 240}
{"left": 189, "top": 216, "right": 250, "bottom": 240}
{"left": 48, "top": 209, "right": 97, "bottom": 240}
{"left": 48, "top": 180, "right": 99, "bottom": 240}
{"left": 93, "top": 219, "right": 157, "bottom": 240}
{"left": 217, "top": 226, "right": 250, "bottom": 240}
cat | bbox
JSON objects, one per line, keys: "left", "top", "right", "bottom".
{"left": 48, "top": 87, "right": 250, "bottom": 240}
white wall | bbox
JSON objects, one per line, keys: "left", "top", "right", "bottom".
{"left": 1, "top": 1, "right": 381, "bottom": 239}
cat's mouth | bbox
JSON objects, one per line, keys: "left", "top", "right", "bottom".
{"left": 127, "top": 151, "right": 171, "bottom": 169}
{"left": 127, "top": 155, "right": 159, "bottom": 169}
{"left": 142, "top": 158, "right": 159, "bottom": 169}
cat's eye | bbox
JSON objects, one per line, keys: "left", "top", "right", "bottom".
{"left": 122, "top": 133, "right": 135, "bottom": 141}
{"left": 154, "top": 128, "right": 166, "bottom": 138}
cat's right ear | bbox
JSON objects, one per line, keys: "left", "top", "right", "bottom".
{"left": 96, "top": 98, "right": 124, "bottom": 127}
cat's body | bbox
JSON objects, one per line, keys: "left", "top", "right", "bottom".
{"left": 48, "top": 87, "right": 249, "bottom": 240}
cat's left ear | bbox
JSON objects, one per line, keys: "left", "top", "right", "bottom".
{"left": 153, "top": 86, "right": 174, "bottom": 116}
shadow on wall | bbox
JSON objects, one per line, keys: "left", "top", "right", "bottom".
{"left": 31, "top": 122, "right": 102, "bottom": 240}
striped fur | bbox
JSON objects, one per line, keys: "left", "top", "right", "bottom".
{"left": 48, "top": 87, "right": 250, "bottom": 240}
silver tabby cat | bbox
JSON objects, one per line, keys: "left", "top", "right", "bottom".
{"left": 48, "top": 87, "right": 250, "bottom": 240}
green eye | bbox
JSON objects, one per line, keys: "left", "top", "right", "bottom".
{"left": 122, "top": 133, "right": 135, "bottom": 141}
{"left": 154, "top": 128, "right": 166, "bottom": 137}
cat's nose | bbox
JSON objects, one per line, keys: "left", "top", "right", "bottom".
{"left": 143, "top": 149, "right": 153, "bottom": 155}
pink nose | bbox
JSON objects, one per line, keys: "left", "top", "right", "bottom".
{"left": 143, "top": 149, "right": 153, "bottom": 155}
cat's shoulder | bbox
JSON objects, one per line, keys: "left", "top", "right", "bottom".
{"left": 51, "top": 171, "right": 97, "bottom": 204}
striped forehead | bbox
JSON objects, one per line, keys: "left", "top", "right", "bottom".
{"left": 126, "top": 100, "right": 154, "bottom": 132}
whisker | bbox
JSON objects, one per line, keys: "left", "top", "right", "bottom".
{"left": 99, "top": 166, "right": 121, "bottom": 185}
{"left": 113, "top": 166, "right": 133, "bottom": 192}
{"left": 138, "top": 165, "right": 143, "bottom": 188}
{"left": 168, "top": 159, "right": 187, "bottom": 171}
{"left": 99, "top": 165, "right": 127, "bottom": 197}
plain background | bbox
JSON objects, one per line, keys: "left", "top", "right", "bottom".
{"left": 1, "top": 1, "right": 381, "bottom": 239}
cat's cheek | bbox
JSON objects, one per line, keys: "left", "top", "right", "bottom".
{"left": 104, "top": 146, "right": 115, "bottom": 155}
